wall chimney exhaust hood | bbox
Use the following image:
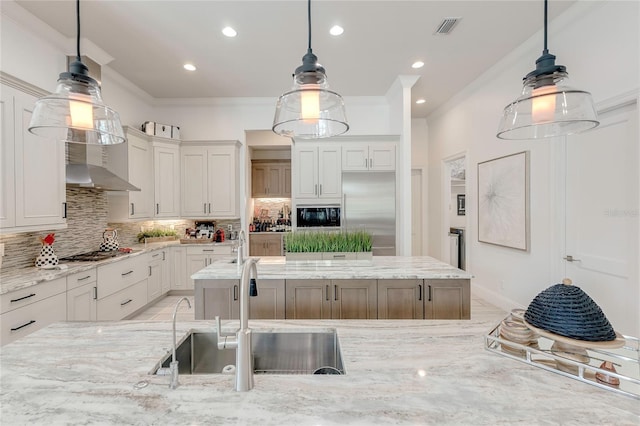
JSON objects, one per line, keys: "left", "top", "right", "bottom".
{"left": 66, "top": 144, "right": 139, "bottom": 191}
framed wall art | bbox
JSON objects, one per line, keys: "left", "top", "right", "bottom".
{"left": 477, "top": 151, "right": 529, "bottom": 251}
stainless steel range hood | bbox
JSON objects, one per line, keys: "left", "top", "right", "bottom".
{"left": 66, "top": 144, "right": 140, "bottom": 191}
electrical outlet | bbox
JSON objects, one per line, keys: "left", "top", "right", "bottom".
{"left": 228, "top": 224, "right": 233, "bottom": 232}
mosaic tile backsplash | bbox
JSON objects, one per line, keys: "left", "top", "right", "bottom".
{"left": 0, "top": 188, "right": 240, "bottom": 270}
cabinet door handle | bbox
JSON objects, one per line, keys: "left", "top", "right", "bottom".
{"left": 370, "top": 158, "right": 373, "bottom": 168}
{"left": 62, "top": 202, "right": 67, "bottom": 219}
{"left": 325, "top": 285, "right": 330, "bottom": 301}
{"left": 162, "top": 251, "right": 166, "bottom": 261}
{"left": 121, "top": 270, "right": 134, "bottom": 277}
{"left": 130, "top": 203, "right": 135, "bottom": 216}
{"left": 11, "top": 320, "right": 36, "bottom": 332}
{"left": 418, "top": 284, "right": 422, "bottom": 301}
{"left": 152, "top": 253, "right": 161, "bottom": 258}
{"left": 334, "top": 285, "right": 338, "bottom": 301}
{"left": 332, "top": 254, "right": 345, "bottom": 259}
{"left": 208, "top": 203, "right": 211, "bottom": 214}
{"left": 77, "top": 275, "right": 92, "bottom": 281}
{"left": 156, "top": 203, "right": 160, "bottom": 214}
{"left": 203, "top": 249, "right": 215, "bottom": 252}
{"left": 315, "top": 184, "right": 318, "bottom": 195}
{"left": 428, "top": 285, "right": 432, "bottom": 302}
{"left": 204, "top": 203, "right": 207, "bottom": 214}
{"left": 233, "top": 285, "right": 238, "bottom": 301}
{"left": 120, "top": 299, "right": 133, "bottom": 306}
{"left": 319, "top": 184, "right": 322, "bottom": 195}
{"left": 148, "top": 266, "right": 152, "bottom": 276}
{"left": 93, "top": 286, "right": 98, "bottom": 300}
{"left": 10, "top": 293, "right": 36, "bottom": 303}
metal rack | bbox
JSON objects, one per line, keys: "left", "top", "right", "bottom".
{"left": 485, "top": 318, "right": 640, "bottom": 399}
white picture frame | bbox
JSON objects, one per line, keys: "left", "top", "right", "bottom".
{"left": 477, "top": 151, "right": 529, "bottom": 251}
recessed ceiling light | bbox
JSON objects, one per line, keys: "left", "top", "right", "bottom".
{"left": 183, "top": 63, "right": 196, "bottom": 71}
{"left": 412, "top": 61, "right": 425, "bottom": 69}
{"left": 415, "top": 99, "right": 426, "bottom": 104}
{"left": 222, "top": 27, "right": 237, "bottom": 37}
{"left": 329, "top": 25, "right": 344, "bottom": 36}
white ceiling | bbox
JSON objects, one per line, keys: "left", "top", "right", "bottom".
{"left": 14, "top": 0, "right": 575, "bottom": 118}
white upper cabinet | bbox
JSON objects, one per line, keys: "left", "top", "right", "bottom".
{"left": 342, "top": 143, "right": 396, "bottom": 171}
{"left": 293, "top": 143, "right": 341, "bottom": 201}
{"left": 1, "top": 82, "right": 66, "bottom": 233}
{"left": 107, "top": 128, "right": 154, "bottom": 221}
{"left": 153, "top": 140, "right": 180, "bottom": 218}
{"left": 181, "top": 142, "right": 239, "bottom": 218}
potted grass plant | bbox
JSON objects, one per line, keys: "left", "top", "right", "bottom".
{"left": 136, "top": 228, "right": 179, "bottom": 243}
{"left": 284, "top": 231, "right": 373, "bottom": 261}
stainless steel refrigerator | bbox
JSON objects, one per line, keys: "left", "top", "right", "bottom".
{"left": 342, "top": 171, "right": 396, "bottom": 255}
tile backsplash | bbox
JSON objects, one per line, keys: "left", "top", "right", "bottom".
{"left": 0, "top": 188, "right": 241, "bottom": 270}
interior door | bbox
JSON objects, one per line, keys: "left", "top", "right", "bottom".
{"left": 564, "top": 99, "right": 639, "bottom": 337}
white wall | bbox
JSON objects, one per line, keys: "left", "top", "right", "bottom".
{"left": 411, "top": 118, "right": 428, "bottom": 168}
{"left": 426, "top": 1, "right": 639, "bottom": 332}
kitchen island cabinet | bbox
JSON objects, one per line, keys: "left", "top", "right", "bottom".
{"left": 377, "top": 279, "right": 424, "bottom": 319}
{"left": 194, "top": 278, "right": 285, "bottom": 320}
{"left": 1, "top": 318, "right": 637, "bottom": 424}
{"left": 194, "top": 257, "right": 470, "bottom": 320}
{"left": 285, "top": 279, "right": 377, "bottom": 319}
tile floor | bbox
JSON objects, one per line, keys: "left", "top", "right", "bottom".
{"left": 131, "top": 293, "right": 507, "bottom": 323}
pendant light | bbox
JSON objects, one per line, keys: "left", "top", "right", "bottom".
{"left": 496, "top": 0, "right": 598, "bottom": 140}
{"left": 272, "top": 0, "right": 348, "bottom": 139}
{"left": 28, "top": 0, "right": 125, "bottom": 145}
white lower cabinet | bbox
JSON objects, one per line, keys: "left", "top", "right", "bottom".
{"left": 147, "top": 250, "right": 169, "bottom": 302}
{"left": 96, "top": 279, "right": 148, "bottom": 321}
{"left": 96, "top": 255, "right": 148, "bottom": 320}
{"left": 0, "top": 277, "right": 67, "bottom": 346}
{"left": 185, "top": 245, "right": 232, "bottom": 289}
{"left": 66, "top": 268, "right": 98, "bottom": 321}
{"left": 67, "top": 283, "right": 97, "bottom": 321}
{"left": 172, "top": 246, "right": 188, "bottom": 290}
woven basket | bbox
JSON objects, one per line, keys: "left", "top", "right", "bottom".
{"left": 524, "top": 281, "right": 616, "bottom": 342}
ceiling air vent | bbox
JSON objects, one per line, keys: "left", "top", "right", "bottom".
{"left": 434, "top": 17, "right": 461, "bottom": 35}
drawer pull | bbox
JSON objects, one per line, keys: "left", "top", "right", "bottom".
{"left": 202, "top": 249, "right": 215, "bottom": 252}
{"left": 428, "top": 285, "right": 432, "bottom": 302}
{"left": 11, "top": 320, "right": 36, "bottom": 332}
{"left": 121, "top": 270, "right": 134, "bottom": 277}
{"left": 418, "top": 284, "right": 422, "bottom": 301}
{"left": 233, "top": 285, "right": 238, "bottom": 301}
{"left": 120, "top": 299, "right": 133, "bottom": 306}
{"left": 77, "top": 275, "right": 92, "bottom": 281}
{"left": 152, "top": 253, "right": 161, "bottom": 258}
{"left": 10, "top": 293, "right": 36, "bottom": 303}
{"left": 93, "top": 287, "right": 98, "bottom": 300}
{"left": 332, "top": 254, "right": 345, "bottom": 258}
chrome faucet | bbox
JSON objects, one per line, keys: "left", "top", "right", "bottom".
{"left": 236, "top": 230, "right": 246, "bottom": 265}
{"left": 216, "top": 257, "right": 258, "bottom": 392}
{"left": 169, "top": 297, "right": 192, "bottom": 389}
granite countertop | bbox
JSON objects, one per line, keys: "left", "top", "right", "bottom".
{"left": 193, "top": 255, "right": 473, "bottom": 280}
{"left": 0, "top": 240, "right": 237, "bottom": 295}
{"left": 0, "top": 317, "right": 637, "bottom": 425}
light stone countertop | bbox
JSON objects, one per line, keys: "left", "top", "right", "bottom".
{"left": 193, "top": 255, "right": 473, "bottom": 280}
{"left": 0, "top": 317, "right": 637, "bottom": 425}
{"left": 0, "top": 240, "right": 237, "bottom": 295}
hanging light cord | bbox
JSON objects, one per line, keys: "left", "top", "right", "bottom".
{"left": 542, "top": 0, "right": 548, "bottom": 54}
{"left": 307, "top": 0, "right": 312, "bottom": 51}
{"left": 75, "top": 0, "right": 81, "bottom": 61}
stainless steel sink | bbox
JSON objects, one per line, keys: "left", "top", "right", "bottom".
{"left": 151, "top": 330, "right": 345, "bottom": 375}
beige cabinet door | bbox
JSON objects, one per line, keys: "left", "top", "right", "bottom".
{"left": 377, "top": 279, "right": 424, "bottom": 319}
{"left": 285, "top": 279, "right": 332, "bottom": 319}
{"left": 250, "top": 234, "right": 282, "bottom": 256}
{"left": 195, "top": 279, "right": 239, "bottom": 320}
{"left": 331, "top": 279, "right": 377, "bottom": 319}
{"left": 249, "top": 279, "right": 285, "bottom": 319}
{"left": 251, "top": 164, "right": 268, "bottom": 197}
{"left": 424, "top": 279, "right": 470, "bottom": 319}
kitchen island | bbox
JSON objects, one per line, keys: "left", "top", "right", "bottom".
{"left": 193, "top": 256, "right": 472, "bottom": 320}
{"left": 0, "top": 317, "right": 637, "bottom": 425}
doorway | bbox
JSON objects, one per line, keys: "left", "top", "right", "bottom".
{"left": 559, "top": 95, "right": 639, "bottom": 336}
{"left": 411, "top": 168, "right": 426, "bottom": 255}
{"left": 442, "top": 154, "right": 468, "bottom": 270}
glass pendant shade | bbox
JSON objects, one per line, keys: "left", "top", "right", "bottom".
{"left": 497, "top": 70, "right": 599, "bottom": 140}
{"left": 273, "top": 70, "right": 349, "bottom": 139}
{"left": 28, "top": 71, "right": 126, "bottom": 145}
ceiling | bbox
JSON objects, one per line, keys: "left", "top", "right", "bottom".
{"left": 15, "top": 1, "right": 575, "bottom": 118}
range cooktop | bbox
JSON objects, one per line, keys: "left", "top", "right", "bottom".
{"left": 59, "top": 250, "right": 130, "bottom": 262}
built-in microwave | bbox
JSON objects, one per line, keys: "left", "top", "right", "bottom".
{"left": 296, "top": 206, "right": 341, "bottom": 228}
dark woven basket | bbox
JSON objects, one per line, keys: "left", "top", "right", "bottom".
{"left": 524, "top": 283, "right": 616, "bottom": 342}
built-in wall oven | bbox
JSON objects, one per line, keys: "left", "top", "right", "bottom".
{"left": 296, "top": 206, "right": 341, "bottom": 228}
